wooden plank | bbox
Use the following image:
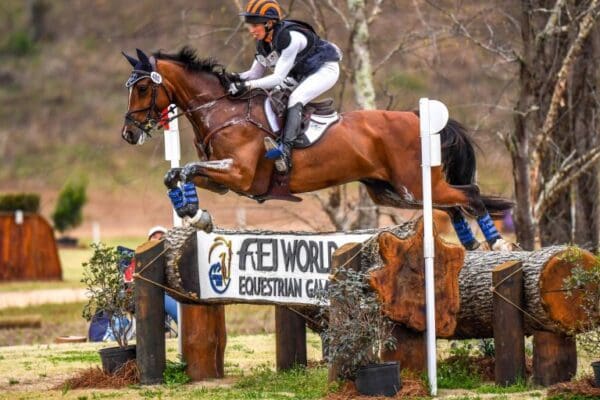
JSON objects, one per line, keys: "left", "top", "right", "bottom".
{"left": 328, "top": 242, "right": 362, "bottom": 382}
{"left": 533, "top": 330, "right": 577, "bottom": 386}
{"left": 178, "top": 231, "right": 226, "bottom": 380}
{"left": 135, "top": 239, "right": 166, "bottom": 385}
{"left": 381, "top": 323, "right": 426, "bottom": 372}
{"left": 275, "top": 305, "right": 306, "bottom": 371}
{"left": 0, "top": 315, "right": 41, "bottom": 329}
{"left": 492, "top": 260, "right": 525, "bottom": 386}
{"left": 181, "top": 304, "right": 226, "bottom": 380}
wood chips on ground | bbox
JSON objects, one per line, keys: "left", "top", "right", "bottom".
{"left": 325, "top": 375, "right": 428, "bottom": 399}
{"left": 547, "top": 375, "right": 600, "bottom": 398}
{"left": 55, "top": 360, "right": 139, "bottom": 389}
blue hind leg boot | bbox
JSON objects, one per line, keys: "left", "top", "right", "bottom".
{"left": 477, "top": 213, "right": 501, "bottom": 245}
{"left": 451, "top": 215, "right": 479, "bottom": 250}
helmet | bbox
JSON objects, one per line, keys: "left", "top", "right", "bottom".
{"left": 147, "top": 225, "right": 168, "bottom": 239}
{"left": 240, "top": 0, "right": 282, "bottom": 24}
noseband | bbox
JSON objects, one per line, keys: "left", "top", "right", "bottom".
{"left": 124, "top": 65, "right": 174, "bottom": 136}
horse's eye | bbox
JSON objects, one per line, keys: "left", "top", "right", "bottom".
{"left": 138, "top": 85, "right": 148, "bottom": 95}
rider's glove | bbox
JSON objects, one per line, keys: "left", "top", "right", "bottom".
{"left": 228, "top": 80, "right": 248, "bottom": 97}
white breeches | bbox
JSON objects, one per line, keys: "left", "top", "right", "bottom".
{"left": 288, "top": 62, "right": 340, "bottom": 107}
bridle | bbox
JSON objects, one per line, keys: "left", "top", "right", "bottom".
{"left": 124, "top": 63, "right": 175, "bottom": 136}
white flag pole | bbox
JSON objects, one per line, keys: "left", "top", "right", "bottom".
{"left": 164, "top": 105, "right": 183, "bottom": 354}
{"left": 419, "top": 98, "right": 448, "bottom": 397}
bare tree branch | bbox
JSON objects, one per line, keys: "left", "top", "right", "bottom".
{"left": 534, "top": 146, "right": 600, "bottom": 217}
{"left": 367, "top": 0, "right": 383, "bottom": 25}
{"left": 324, "top": 0, "right": 351, "bottom": 30}
{"left": 535, "top": 0, "right": 567, "bottom": 45}
{"left": 532, "top": 0, "right": 600, "bottom": 168}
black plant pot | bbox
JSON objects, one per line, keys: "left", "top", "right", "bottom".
{"left": 99, "top": 345, "right": 136, "bottom": 374}
{"left": 355, "top": 362, "right": 401, "bottom": 397}
{"left": 592, "top": 361, "right": 600, "bottom": 387}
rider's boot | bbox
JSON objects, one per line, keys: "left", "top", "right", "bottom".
{"left": 265, "top": 102, "right": 303, "bottom": 173}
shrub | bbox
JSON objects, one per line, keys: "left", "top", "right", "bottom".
{"left": 81, "top": 243, "right": 133, "bottom": 348}
{"left": 319, "top": 267, "right": 397, "bottom": 380}
{"left": 52, "top": 178, "right": 87, "bottom": 234}
{"left": 4, "top": 31, "right": 35, "bottom": 56}
{"left": 0, "top": 193, "right": 40, "bottom": 213}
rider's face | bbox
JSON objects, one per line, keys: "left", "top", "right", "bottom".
{"left": 247, "top": 23, "right": 267, "bottom": 40}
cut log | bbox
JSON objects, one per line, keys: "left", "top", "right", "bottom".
{"left": 369, "top": 220, "right": 464, "bottom": 337}
{"left": 455, "top": 246, "right": 595, "bottom": 338}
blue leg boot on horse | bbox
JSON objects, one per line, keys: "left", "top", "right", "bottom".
{"left": 165, "top": 170, "right": 213, "bottom": 232}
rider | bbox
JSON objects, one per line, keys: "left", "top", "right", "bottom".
{"left": 229, "top": 0, "right": 342, "bottom": 174}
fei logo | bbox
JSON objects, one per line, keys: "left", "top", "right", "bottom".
{"left": 208, "top": 236, "right": 232, "bottom": 294}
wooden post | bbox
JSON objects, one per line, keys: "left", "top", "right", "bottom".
{"left": 135, "top": 240, "right": 166, "bottom": 385}
{"left": 177, "top": 232, "right": 227, "bottom": 380}
{"left": 492, "top": 261, "right": 525, "bottom": 386}
{"left": 381, "top": 324, "right": 426, "bottom": 372}
{"left": 181, "top": 304, "right": 226, "bottom": 380}
{"left": 275, "top": 306, "right": 307, "bottom": 371}
{"left": 533, "top": 331, "right": 577, "bottom": 386}
{"left": 328, "top": 242, "right": 362, "bottom": 382}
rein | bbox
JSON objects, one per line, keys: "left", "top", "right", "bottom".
{"left": 125, "top": 60, "right": 273, "bottom": 157}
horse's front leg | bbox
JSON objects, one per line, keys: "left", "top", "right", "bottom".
{"left": 163, "top": 165, "right": 214, "bottom": 232}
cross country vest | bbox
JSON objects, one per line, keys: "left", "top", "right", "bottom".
{"left": 255, "top": 20, "right": 341, "bottom": 81}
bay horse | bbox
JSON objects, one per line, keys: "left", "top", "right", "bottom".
{"left": 120, "top": 47, "right": 513, "bottom": 251}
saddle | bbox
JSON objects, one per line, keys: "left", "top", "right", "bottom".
{"left": 265, "top": 88, "right": 339, "bottom": 149}
{"left": 258, "top": 88, "right": 340, "bottom": 203}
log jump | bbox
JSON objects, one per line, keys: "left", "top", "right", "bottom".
{"left": 135, "top": 218, "right": 593, "bottom": 386}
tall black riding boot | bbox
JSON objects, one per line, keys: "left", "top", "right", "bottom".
{"left": 266, "top": 102, "right": 303, "bottom": 173}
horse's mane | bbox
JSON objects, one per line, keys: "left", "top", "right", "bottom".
{"left": 153, "top": 46, "right": 236, "bottom": 89}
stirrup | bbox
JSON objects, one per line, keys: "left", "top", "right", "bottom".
{"left": 264, "top": 137, "right": 284, "bottom": 159}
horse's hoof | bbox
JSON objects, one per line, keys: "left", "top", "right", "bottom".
{"left": 178, "top": 203, "right": 199, "bottom": 219}
{"left": 491, "top": 238, "right": 517, "bottom": 252}
{"left": 185, "top": 210, "right": 213, "bottom": 233}
{"left": 164, "top": 168, "right": 182, "bottom": 189}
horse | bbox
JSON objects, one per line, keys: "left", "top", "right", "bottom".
{"left": 120, "top": 47, "right": 513, "bottom": 251}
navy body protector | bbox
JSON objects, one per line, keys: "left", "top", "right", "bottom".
{"left": 255, "top": 20, "right": 340, "bottom": 81}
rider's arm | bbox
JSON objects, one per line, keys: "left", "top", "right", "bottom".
{"left": 239, "top": 59, "right": 266, "bottom": 80}
{"left": 246, "top": 31, "right": 307, "bottom": 90}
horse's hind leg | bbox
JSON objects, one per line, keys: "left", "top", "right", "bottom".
{"left": 446, "top": 184, "right": 508, "bottom": 249}
{"left": 447, "top": 208, "right": 479, "bottom": 250}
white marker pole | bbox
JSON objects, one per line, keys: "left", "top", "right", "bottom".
{"left": 419, "top": 98, "right": 448, "bottom": 397}
{"left": 164, "top": 105, "right": 183, "bottom": 354}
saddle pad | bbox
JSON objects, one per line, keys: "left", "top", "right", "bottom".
{"left": 264, "top": 99, "right": 339, "bottom": 149}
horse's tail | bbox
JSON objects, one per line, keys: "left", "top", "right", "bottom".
{"left": 414, "top": 111, "right": 514, "bottom": 218}
{"left": 438, "top": 117, "right": 476, "bottom": 186}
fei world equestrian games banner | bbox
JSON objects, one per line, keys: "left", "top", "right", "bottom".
{"left": 196, "top": 231, "right": 372, "bottom": 305}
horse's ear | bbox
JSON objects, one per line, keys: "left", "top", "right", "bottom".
{"left": 122, "top": 52, "right": 138, "bottom": 68}
{"left": 136, "top": 48, "right": 151, "bottom": 67}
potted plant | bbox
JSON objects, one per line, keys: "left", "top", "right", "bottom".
{"left": 82, "top": 242, "right": 136, "bottom": 374}
{"left": 562, "top": 247, "right": 600, "bottom": 387}
{"left": 320, "top": 266, "right": 400, "bottom": 396}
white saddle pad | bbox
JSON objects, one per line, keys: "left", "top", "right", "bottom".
{"left": 265, "top": 99, "right": 339, "bottom": 147}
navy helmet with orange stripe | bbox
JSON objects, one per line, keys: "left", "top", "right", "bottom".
{"left": 240, "top": 0, "right": 283, "bottom": 24}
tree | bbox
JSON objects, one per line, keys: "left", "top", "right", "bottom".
{"left": 427, "top": 0, "right": 600, "bottom": 250}
{"left": 52, "top": 178, "right": 88, "bottom": 235}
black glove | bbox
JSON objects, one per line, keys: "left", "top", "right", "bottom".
{"left": 228, "top": 80, "right": 248, "bottom": 97}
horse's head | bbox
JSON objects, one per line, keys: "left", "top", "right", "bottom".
{"left": 121, "top": 49, "right": 173, "bottom": 145}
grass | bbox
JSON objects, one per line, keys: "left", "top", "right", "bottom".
{"left": 0, "top": 333, "right": 327, "bottom": 400}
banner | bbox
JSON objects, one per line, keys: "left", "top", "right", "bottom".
{"left": 196, "top": 231, "right": 372, "bottom": 305}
